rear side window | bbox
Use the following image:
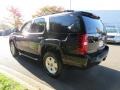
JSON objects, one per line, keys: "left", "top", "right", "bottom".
{"left": 30, "top": 18, "right": 46, "bottom": 33}
{"left": 49, "top": 14, "right": 81, "bottom": 33}
{"left": 82, "top": 16, "right": 104, "bottom": 34}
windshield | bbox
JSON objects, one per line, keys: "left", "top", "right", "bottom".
{"left": 82, "top": 16, "right": 104, "bottom": 34}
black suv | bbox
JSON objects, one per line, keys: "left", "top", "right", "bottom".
{"left": 9, "top": 11, "right": 109, "bottom": 78}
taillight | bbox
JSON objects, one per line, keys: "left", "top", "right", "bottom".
{"left": 76, "top": 34, "right": 88, "bottom": 55}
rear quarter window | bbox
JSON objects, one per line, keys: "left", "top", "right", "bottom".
{"left": 49, "top": 14, "right": 81, "bottom": 33}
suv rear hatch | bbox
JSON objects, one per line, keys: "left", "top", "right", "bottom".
{"left": 82, "top": 14, "right": 106, "bottom": 54}
{"left": 63, "top": 12, "right": 107, "bottom": 56}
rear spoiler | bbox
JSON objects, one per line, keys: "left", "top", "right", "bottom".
{"left": 80, "top": 11, "right": 100, "bottom": 19}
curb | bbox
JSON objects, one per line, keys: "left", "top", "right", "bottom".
{"left": 0, "top": 65, "right": 54, "bottom": 90}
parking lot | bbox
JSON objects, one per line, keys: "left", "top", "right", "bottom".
{"left": 0, "top": 36, "right": 120, "bottom": 90}
{"left": 101, "top": 43, "right": 120, "bottom": 70}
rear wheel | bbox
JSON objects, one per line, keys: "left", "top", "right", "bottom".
{"left": 43, "top": 52, "right": 63, "bottom": 78}
{"left": 10, "top": 41, "right": 19, "bottom": 57}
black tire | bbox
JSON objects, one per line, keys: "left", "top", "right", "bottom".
{"left": 10, "top": 41, "right": 19, "bottom": 57}
{"left": 43, "top": 52, "right": 63, "bottom": 78}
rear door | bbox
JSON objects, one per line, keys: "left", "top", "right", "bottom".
{"left": 26, "top": 18, "right": 46, "bottom": 55}
{"left": 82, "top": 16, "right": 106, "bottom": 53}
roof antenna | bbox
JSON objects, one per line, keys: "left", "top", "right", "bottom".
{"left": 70, "top": 0, "right": 71, "bottom": 10}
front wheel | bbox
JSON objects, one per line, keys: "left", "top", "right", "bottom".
{"left": 43, "top": 52, "right": 63, "bottom": 78}
{"left": 10, "top": 41, "right": 19, "bottom": 57}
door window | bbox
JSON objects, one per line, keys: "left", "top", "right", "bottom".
{"left": 21, "top": 21, "right": 31, "bottom": 33}
{"left": 30, "top": 18, "right": 46, "bottom": 33}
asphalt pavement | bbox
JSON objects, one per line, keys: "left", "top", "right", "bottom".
{"left": 0, "top": 36, "right": 120, "bottom": 90}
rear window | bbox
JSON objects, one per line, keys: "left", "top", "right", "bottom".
{"left": 82, "top": 16, "right": 104, "bottom": 34}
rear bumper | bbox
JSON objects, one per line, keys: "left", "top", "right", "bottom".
{"left": 86, "top": 46, "right": 109, "bottom": 68}
{"left": 63, "top": 46, "right": 109, "bottom": 68}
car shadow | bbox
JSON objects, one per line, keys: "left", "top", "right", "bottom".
{"left": 15, "top": 55, "right": 120, "bottom": 90}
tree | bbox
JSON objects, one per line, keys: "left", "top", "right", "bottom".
{"left": 8, "top": 6, "right": 23, "bottom": 29}
{"left": 32, "top": 6, "right": 64, "bottom": 18}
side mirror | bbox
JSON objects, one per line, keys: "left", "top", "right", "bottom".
{"left": 13, "top": 28, "right": 20, "bottom": 32}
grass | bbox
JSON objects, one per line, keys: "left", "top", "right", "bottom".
{"left": 0, "top": 73, "right": 28, "bottom": 90}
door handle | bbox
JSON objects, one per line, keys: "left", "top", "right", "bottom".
{"left": 17, "top": 36, "right": 24, "bottom": 38}
{"left": 38, "top": 37, "right": 43, "bottom": 39}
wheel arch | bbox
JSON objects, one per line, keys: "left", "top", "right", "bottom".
{"left": 40, "top": 44, "right": 63, "bottom": 62}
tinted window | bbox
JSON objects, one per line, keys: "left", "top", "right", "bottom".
{"left": 21, "top": 21, "right": 31, "bottom": 33}
{"left": 30, "top": 18, "right": 46, "bottom": 33}
{"left": 82, "top": 16, "right": 104, "bottom": 34}
{"left": 49, "top": 14, "right": 81, "bottom": 33}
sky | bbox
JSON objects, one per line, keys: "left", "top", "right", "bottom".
{"left": 0, "top": 0, "right": 120, "bottom": 21}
